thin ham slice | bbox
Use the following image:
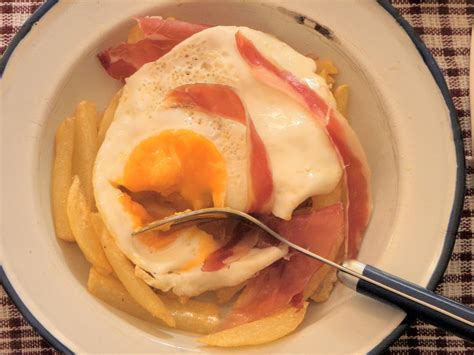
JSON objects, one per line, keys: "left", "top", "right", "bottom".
{"left": 202, "top": 225, "right": 259, "bottom": 272}
{"left": 246, "top": 118, "right": 273, "bottom": 213}
{"left": 235, "top": 31, "right": 372, "bottom": 258}
{"left": 97, "top": 17, "right": 208, "bottom": 80}
{"left": 97, "top": 39, "right": 173, "bottom": 80}
{"left": 164, "top": 83, "right": 246, "bottom": 124}
{"left": 165, "top": 84, "right": 274, "bottom": 214}
{"left": 136, "top": 16, "right": 209, "bottom": 41}
{"left": 220, "top": 203, "right": 345, "bottom": 330}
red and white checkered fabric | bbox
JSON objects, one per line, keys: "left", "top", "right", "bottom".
{"left": 1, "top": 0, "right": 472, "bottom": 353}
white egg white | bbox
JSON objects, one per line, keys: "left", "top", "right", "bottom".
{"left": 93, "top": 26, "right": 342, "bottom": 297}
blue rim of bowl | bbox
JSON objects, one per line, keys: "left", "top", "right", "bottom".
{"left": 0, "top": 0, "right": 465, "bottom": 353}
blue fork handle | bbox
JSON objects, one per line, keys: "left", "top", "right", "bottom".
{"left": 338, "top": 261, "right": 474, "bottom": 341}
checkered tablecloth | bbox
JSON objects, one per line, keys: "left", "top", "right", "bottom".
{"left": 1, "top": 0, "right": 473, "bottom": 353}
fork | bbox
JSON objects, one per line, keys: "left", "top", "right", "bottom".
{"left": 133, "top": 207, "right": 474, "bottom": 341}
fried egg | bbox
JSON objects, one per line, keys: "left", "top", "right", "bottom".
{"left": 93, "top": 26, "right": 342, "bottom": 297}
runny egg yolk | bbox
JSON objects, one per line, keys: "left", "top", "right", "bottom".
{"left": 117, "top": 130, "right": 225, "bottom": 264}
{"left": 122, "top": 129, "right": 227, "bottom": 210}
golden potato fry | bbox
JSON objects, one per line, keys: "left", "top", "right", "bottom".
{"left": 161, "top": 296, "right": 219, "bottom": 334}
{"left": 315, "top": 58, "right": 338, "bottom": 75}
{"left": 89, "top": 212, "right": 104, "bottom": 237}
{"left": 67, "top": 176, "right": 112, "bottom": 275}
{"left": 89, "top": 267, "right": 219, "bottom": 333}
{"left": 52, "top": 117, "right": 75, "bottom": 242}
{"left": 303, "top": 263, "right": 332, "bottom": 299}
{"left": 311, "top": 268, "right": 338, "bottom": 303}
{"left": 96, "top": 111, "right": 103, "bottom": 131}
{"left": 98, "top": 89, "right": 122, "bottom": 146}
{"left": 88, "top": 267, "right": 154, "bottom": 321}
{"left": 215, "top": 284, "right": 245, "bottom": 305}
{"left": 319, "top": 69, "right": 336, "bottom": 87}
{"left": 312, "top": 177, "right": 343, "bottom": 210}
{"left": 308, "top": 57, "right": 338, "bottom": 88}
{"left": 199, "top": 303, "right": 308, "bottom": 347}
{"left": 334, "top": 84, "right": 349, "bottom": 117}
{"left": 99, "top": 229, "right": 175, "bottom": 327}
{"left": 128, "top": 24, "right": 145, "bottom": 43}
{"left": 73, "top": 101, "right": 99, "bottom": 209}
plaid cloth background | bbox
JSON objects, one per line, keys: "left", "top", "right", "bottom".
{"left": 0, "top": 0, "right": 472, "bottom": 353}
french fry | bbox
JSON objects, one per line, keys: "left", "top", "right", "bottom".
{"left": 312, "top": 57, "right": 349, "bottom": 117}
{"left": 99, "top": 229, "right": 176, "bottom": 327}
{"left": 98, "top": 89, "right": 122, "bottom": 146}
{"left": 89, "top": 212, "right": 104, "bottom": 237}
{"left": 88, "top": 268, "right": 219, "bottom": 333}
{"left": 128, "top": 24, "right": 145, "bottom": 43}
{"left": 161, "top": 296, "right": 219, "bottom": 334}
{"left": 52, "top": 117, "right": 75, "bottom": 241}
{"left": 315, "top": 58, "right": 338, "bottom": 75}
{"left": 334, "top": 84, "right": 349, "bottom": 117}
{"left": 303, "top": 263, "right": 332, "bottom": 299}
{"left": 67, "top": 176, "right": 112, "bottom": 275}
{"left": 311, "top": 268, "right": 338, "bottom": 303}
{"left": 313, "top": 58, "right": 337, "bottom": 88}
{"left": 88, "top": 267, "right": 154, "bottom": 321}
{"left": 199, "top": 303, "right": 308, "bottom": 347}
{"left": 73, "top": 101, "right": 99, "bottom": 209}
{"left": 96, "top": 111, "right": 103, "bottom": 131}
{"left": 215, "top": 284, "right": 245, "bottom": 305}
{"left": 319, "top": 69, "right": 335, "bottom": 87}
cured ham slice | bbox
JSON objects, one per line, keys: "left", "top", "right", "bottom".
{"left": 165, "top": 84, "right": 273, "bottom": 214}
{"left": 202, "top": 225, "right": 259, "bottom": 272}
{"left": 97, "top": 39, "right": 173, "bottom": 80}
{"left": 136, "top": 16, "right": 209, "bottom": 41}
{"left": 220, "top": 203, "right": 345, "bottom": 329}
{"left": 246, "top": 118, "right": 273, "bottom": 213}
{"left": 165, "top": 83, "right": 246, "bottom": 124}
{"left": 235, "top": 31, "right": 371, "bottom": 258}
{"left": 98, "top": 17, "right": 208, "bottom": 80}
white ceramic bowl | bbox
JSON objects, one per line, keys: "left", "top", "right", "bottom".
{"left": 1, "top": 0, "right": 464, "bottom": 353}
